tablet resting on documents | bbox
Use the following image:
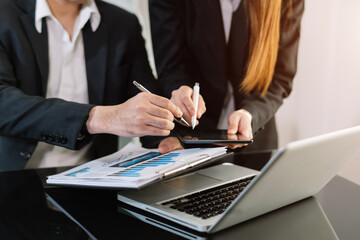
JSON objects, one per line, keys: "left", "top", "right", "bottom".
{"left": 177, "top": 129, "right": 253, "bottom": 145}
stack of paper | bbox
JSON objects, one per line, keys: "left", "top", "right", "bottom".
{"left": 46, "top": 143, "right": 227, "bottom": 189}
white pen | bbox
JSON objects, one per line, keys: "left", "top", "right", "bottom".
{"left": 191, "top": 83, "right": 200, "bottom": 130}
{"left": 133, "top": 81, "right": 190, "bottom": 126}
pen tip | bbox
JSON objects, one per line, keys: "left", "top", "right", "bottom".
{"left": 181, "top": 118, "right": 190, "bottom": 126}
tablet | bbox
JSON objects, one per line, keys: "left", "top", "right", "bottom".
{"left": 177, "top": 129, "right": 253, "bottom": 144}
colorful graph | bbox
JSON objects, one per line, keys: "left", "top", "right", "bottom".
{"left": 110, "top": 152, "right": 161, "bottom": 168}
{"left": 109, "top": 152, "right": 181, "bottom": 178}
{"left": 67, "top": 167, "right": 90, "bottom": 177}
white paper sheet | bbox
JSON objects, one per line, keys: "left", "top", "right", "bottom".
{"left": 47, "top": 143, "right": 227, "bottom": 189}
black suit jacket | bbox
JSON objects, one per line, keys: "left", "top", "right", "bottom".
{"left": 0, "top": 0, "right": 156, "bottom": 171}
{"left": 149, "top": 0, "right": 304, "bottom": 150}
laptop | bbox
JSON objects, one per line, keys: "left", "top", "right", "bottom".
{"left": 117, "top": 126, "right": 360, "bottom": 233}
{"left": 117, "top": 197, "right": 339, "bottom": 240}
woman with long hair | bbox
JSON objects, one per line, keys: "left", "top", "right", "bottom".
{"left": 149, "top": 0, "right": 304, "bottom": 150}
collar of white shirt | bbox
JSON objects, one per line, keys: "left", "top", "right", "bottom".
{"left": 220, "top": 0, "right": 241, "bottom": 13}
{"left": 34, "top": 0, "right": 101, "bottom": 34}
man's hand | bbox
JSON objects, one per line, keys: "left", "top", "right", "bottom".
{"left": 86, "top": 92, "right": 183, "bottom": 137}
{"left": 170, "top": 86, "right": 206, "bottom": 126}
{"left": 158, "top": 137, "right": 184, "bottom": 154}
{"left": 227, "top": 109, "right": 253, "bottom": 148}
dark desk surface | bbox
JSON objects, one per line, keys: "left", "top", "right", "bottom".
{"left": 1, "top": 151, "right": 360, "bottom": 240}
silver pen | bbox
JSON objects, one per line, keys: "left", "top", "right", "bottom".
{"left": 133, "top": 81, "right": 190, "bottom": 126}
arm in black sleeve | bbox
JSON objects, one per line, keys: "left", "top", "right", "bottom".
{"left": 0, "top": 42, "right": 93, "bottom": 150}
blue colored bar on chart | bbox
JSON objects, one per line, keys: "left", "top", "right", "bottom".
{"left": 112, "top": 152, "right": 181, "bottom": 178}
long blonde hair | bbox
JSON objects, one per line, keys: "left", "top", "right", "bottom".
{"left": 241, "top": 0, "right": 285, "bottom": 97}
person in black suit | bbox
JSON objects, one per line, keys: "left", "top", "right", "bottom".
{"left": 149, "top": 0, "right": 305, "bottom": 151}
{"left": 0, "top": 0, "right": 185, "bottom": 171}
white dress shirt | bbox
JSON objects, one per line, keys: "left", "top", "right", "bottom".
{"left": 25, "top": 0, "right": 101, "bottom": 169}
{"left": 217, "top": 0, "right": 241, "bottom": 130}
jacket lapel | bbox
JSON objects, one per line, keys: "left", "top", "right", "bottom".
{"left": 18, "top": 0, "right": 49, "bottom": 96}
{"left": 17, "top": 0, "right": 108, "bottom": 103}
{"left": 193, "top": 0, "right": 227, "bottom": 69}
{"left": 227, "top": 1, "right": 249, "bottom": 88}
{"left": 83, "top": 20, "right": 108, "bottom": 105}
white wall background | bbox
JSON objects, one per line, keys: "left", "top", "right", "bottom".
{"left": 276, "top": 0, "right": 360, "bottom": 185}
{"left": 104, "top": 0, "right": 360, "bottom": 184}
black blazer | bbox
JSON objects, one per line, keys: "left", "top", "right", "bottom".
{"left": 149, "top": 0, "right": 305, "bottom": 150}
{"left": 0, "top": 0, "right": 156, "bottom": 171}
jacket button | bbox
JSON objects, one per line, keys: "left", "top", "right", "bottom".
{"left": 60, "top": 137, "right": 68, "bottom": 144}
{"left": 48, "top": 134, "right": 55, "bottom": 142}
{"left": 54, "top": 135, "right": 61, "bottom": 143}
{"left": 20, "top": 152, "right": 31, "bottom": 160}
{"left": 41, "top": 134, "right": 48, "bottom": 140}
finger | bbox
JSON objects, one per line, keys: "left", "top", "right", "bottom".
{"left": 143, "top": 114, "right": 175, "bottom": 131}
{"left": 227, "top": 134, "right": 238, "bottom": 141}
{"left": 170, "top": 95, "right": 192, "bottom": 126}
{"left": 238, "top": 117, "right": 253, "bottom": 139}
{"left": 214, "top": 143, "right": 246, "bottom": 149}
{"left": 227, "top": 143, "right": 247, "bottom": 149}
{"left": 189, "top": 119, "right": 200, "bottom": 128}
{"left": 170, "top": 87, "right": 196, "bottom": 124}
{"left": 144, "top": 127, "right": 171, "bottom": 137}
{"left": 171, "top": 86, "right": 194, "bottom": 116}
{"left": 214, "top": 134, "right": 247, "bottom": 149}
{"left": 195, "top": 119, "right": 200, "bottom": 126}
{"left": 158, "top": 137, "right": 184, "bottom": 154}
{"left": 147, "top": 104, "right": 174, "bottom": 121}
{"left": 127, "top": 124, "right": 171, "bottom": 137}
{"left": 180, "top": 90, "right": 196, "bottom": 117}
{"left": 175, "top": 101, "right": 193, "bottom": 125}
{"left": 183, "top": 135, "right": 193, "bottom": 140}
{"left": 197, "top": 95, "right": 206, "bottom": 118}
{"left": 235, "top": 133, "right": 252, "bottom": 141}
{"left": 227, "top": 113, "right": 241, "bottom": 135}
{"left": 149, "top": 95, "right": 183, "bottom": 118}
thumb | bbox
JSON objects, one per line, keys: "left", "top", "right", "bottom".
{"left": 158, "top": 137, "right": 184, "bottom": 154}
{"left": 228, "top": 114, "right": 240, "bottom": 135}
{"left": 238, "top": 117, "right": 253, "bottom": 139}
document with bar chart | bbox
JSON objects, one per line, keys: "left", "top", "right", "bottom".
{"left": 46, "top": 142, "right": 227, "bottom": 189}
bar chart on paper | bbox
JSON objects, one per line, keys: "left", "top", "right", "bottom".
{"left": 109, "top": 152, "right": 181, "bottom": 178}
{"left": 46, "top": 143, "right": 227, "bottom": 188}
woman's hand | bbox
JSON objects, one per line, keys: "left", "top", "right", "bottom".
{"left": 227, "top": 109, "right": 253, "bottom": 140}
{"left": 170, "top": 86, "right": 206, "bottom": 126}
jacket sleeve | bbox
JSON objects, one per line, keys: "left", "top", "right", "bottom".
{"left": 149, "top": 0, "right": 194, "bottom": 98}
{"left": 0, "top": 42, "right": 93, "bottom": 150}
{"left": 240, "top": 0, "right": 305, "bottom": 134}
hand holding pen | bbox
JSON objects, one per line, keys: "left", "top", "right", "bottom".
{"left": 168, "top": 84, "right": 206, "bottom": 128}
{"left": 86, "top": 83, "right": 183, "bottom": 138}
{"left": 133, "top": 81, "right": 190, "bottom": 126}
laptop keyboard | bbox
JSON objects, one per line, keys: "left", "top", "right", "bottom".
{"left": 161, "top": 176, "right": 255, "bottom": 220}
